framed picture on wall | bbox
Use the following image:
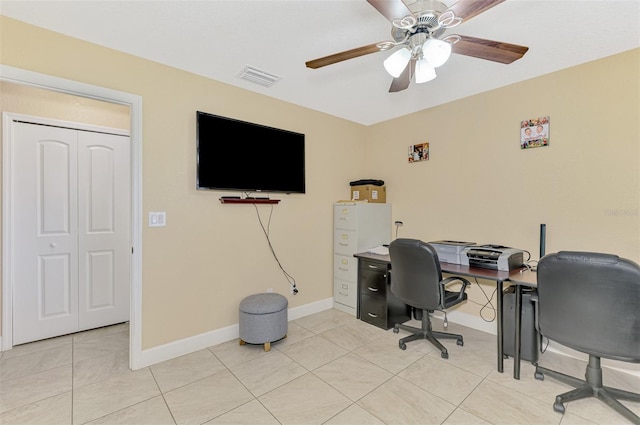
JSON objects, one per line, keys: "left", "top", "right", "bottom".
{"left": 520, "top": 116, "right": 550, "bottom": 149}
{"left": 408, "top": 142, "right": 429, "bottom": 162}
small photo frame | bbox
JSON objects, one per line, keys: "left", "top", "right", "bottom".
{"left": 520, "top": 116, "right": 550, "bottom": 149}
{"left": 408, "top": 142, "right": 429, "bottom": 162}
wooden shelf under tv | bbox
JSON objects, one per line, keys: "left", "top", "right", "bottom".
{"left": 219, "top": 198, "right": 280, "bottom": 204}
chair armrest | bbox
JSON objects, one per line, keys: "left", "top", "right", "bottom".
{"left": 440, "top": 276, "right": 471, "bottom": 305}
{"left": 530, "top": 293, "right": 540, "bottom": 332}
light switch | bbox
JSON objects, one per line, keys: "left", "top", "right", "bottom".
{"left": 149, "top": 212, "right": 166, "bottom": 227}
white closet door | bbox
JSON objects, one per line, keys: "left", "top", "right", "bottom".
{"left": 12, "top": 123, "right": 80, "bottom": 344}
{"left": 77, "top": 131, "right": 130, "bottom": 330}
{"left": 11, "top": 121, "right": 130, "bottom": 345}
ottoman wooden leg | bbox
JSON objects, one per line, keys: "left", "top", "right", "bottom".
{"left": 264, "top": 342, "right": 271, "bottom": 352}
{"left": 239, "top": 339, "right": 246, "bottom": 346}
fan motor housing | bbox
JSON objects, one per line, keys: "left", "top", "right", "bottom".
{"left": 391, "top": 0, "right": 448, "bottom": 41}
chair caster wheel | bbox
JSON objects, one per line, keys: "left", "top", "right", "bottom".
{"left": 393, "top": 327, "right": 399, "bottom": 334}
{"left": 535, "top": 371, "right": 544, "bottom": 381}
{"left": 456, "top": 339, "right": 463, "bottom": 346}
{"left": 553, "top": 402, "right": 565, "bottom": 414}
{"left": 399, "top": 342, "right": 407, "bottom": 350}
{"left": 503, "top": 354, "right": 509, "bottom": 359}
{"left": 441, "top": 351, "right": 449, "bottom": 359}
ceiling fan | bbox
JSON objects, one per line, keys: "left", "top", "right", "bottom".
{"left": 305, "top": 0, "right": 529, "bottom": 92}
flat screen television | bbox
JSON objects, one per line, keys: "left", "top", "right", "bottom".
{"left": 196, "top": 111, "right": 305, "bottom": 194}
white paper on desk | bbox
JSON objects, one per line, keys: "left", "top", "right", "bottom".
{"left": 367, "top": 245, "right": 389, "bottom": 255}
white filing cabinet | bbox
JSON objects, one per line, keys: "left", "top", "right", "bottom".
{"left": 333, "top": 202, "right": 392, "bottom": 315}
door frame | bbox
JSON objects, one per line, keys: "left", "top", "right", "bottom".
{"left": 1, "top": 65, "right": 144, "bottom": 369}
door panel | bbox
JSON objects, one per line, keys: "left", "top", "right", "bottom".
{"left": 78, "top": 131, "right": 130, "bottom": 330}
{"left": 86, "top": 250, "right": 115, "bottom": 308}
{"left": 39, "top": 141, "right": 72, "bottom": 234}
{"left": 11, "top": 121, "right": 130, "bottom": 345}
{"left": 13, "top": 124, "right": 79, "bottom": 344}
{"left": 39, "top": 254, "right": 72, "bottom": 318}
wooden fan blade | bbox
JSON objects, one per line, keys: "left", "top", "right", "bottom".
{"left": 305, "top": 43, "right": 382, "bottom": 69}
{"left": 389, "top": 59, "right": 414, "bottom": 93}
{"left": 367, "top": 0, "right": 412, "bottom": 22}
{"left": 447, "top": 0, "right": 505, "bottom": 22}
{"left": 452, "top": 35, "right": 528, "bottom": 64}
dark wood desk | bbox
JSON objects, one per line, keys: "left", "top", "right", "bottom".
{"left": 354, "top": 252, "right": 537, "bottom": 379}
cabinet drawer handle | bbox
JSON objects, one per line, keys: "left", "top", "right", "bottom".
{"left": 367, "top": 264, "right": 379, "bottom": 269}
{"left": 339, "top": 291, "right": 348, "bottom": 296}
{"left": 367, "top": 287, "right": 378, "bottom": 292}
{"left": 367, "top": 313, "right": 379, "bottom": 318}
{"left": 339, "top": 242, "right": 348, "bottom": 246}
{"left": 338, "top": 267, "right": 348, "bottom": 271}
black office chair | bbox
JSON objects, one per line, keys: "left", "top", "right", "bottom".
{"left": 389, "top": 238, "right": 470, "bottom": 358}
{"left": 534, "top": 251, "right": 640, "bottom": 424}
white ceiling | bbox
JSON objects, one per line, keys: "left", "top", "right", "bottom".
{"left": 2, "top": 0, "right": 639, "bottom": 126}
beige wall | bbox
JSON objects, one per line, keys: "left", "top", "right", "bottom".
{"left": 1, "top": 17, "right": 639, "bottom": 358}
{"left": 0, "top": 16, "right": 367, "bottom": 349}
{"left": 364, "top": 49, "right": 640, "bottom": 320}
{"left": 366, "top": 49, "right": 639, "bottom": 260}
{"left": 0, "top": 81, "right": 131, "bottom": 129}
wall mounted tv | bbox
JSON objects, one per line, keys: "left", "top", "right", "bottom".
{"left": 196, "top": 111, "right": 305, "bottom": 194}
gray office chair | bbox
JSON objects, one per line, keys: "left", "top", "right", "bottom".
{"left": 534, "top": 251, "right": 640, "bottom": 424}
{"left": 389, "top": 238, "right": 470, "bottom": 358}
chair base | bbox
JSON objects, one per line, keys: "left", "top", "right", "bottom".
{"left": 393, "top": 309, "right": 463, "bottom": 358}
{"left": 535, "top": 355, "right": 640, "bottom": 425}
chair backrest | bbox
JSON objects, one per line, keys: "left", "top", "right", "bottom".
{"left": 537, "top": 251, "right": 640, "bottom": 363}
{"left": 389, "top": 238, "right": 443, "bottom": 310}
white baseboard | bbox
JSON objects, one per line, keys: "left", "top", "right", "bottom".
{"left": 288, "top": 297, "right": 334, "bottom": 321}
{"left": 432, "top": 310, "right": 498, "bottom": 335}
{"left": 135, "top": 297, "right": 334, "bottom": 369}
{"left": 332, "top": 302, "right": 356, "bottom": 317}
{"left": 134, "top": 298, "right": 639, "bottom": 379}
{"left": 443, "top": 312, "right": 640, "bottom": 379}
{"left": 543, "top": 341, "right": 640, "bottom": 378}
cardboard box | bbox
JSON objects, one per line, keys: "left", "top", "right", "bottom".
{"left": 351, "top": 185, "right": 386, "bottom": 203}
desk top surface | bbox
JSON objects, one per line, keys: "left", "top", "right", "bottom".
{"left": 354, "top": 252, "right": 537, "bottom": 287}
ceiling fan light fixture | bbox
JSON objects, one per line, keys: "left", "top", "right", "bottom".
{"left": 422, "top": 38, "right": 452, "bottom": 68}
{"left": 415, "top": 58, "right": 436, "bottom": 84}
{"left": 383, "top": 47, "right": 411, "bottom": 78}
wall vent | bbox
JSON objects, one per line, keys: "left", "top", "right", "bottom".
{"left": 237, "top": 66, "right": 281, "bottom": 87}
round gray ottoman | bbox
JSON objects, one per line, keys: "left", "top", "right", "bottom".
{"left": 239, "top": 293, "right": 288, "bottom": 352}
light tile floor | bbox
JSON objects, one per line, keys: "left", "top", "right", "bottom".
{"left": 1, "top": 309, "right": 639, "bottom": 424}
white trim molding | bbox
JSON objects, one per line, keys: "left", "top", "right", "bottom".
{"left": 137, "top": 297, "right": 334, "bottom": 369}
{"left": 0, "top": 65, "right": 144, "bottom": 370}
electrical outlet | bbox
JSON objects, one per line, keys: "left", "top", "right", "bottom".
{"left": 291, "top": 285, "right": 298, "bottom": 295}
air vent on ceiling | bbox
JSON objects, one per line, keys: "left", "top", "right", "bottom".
{"left": 237, "top": 66, "right": 281, "bottom": 87}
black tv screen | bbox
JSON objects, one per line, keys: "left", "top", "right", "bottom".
{"left": 196, "top": 111, "right": 305, "bottom": 194}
